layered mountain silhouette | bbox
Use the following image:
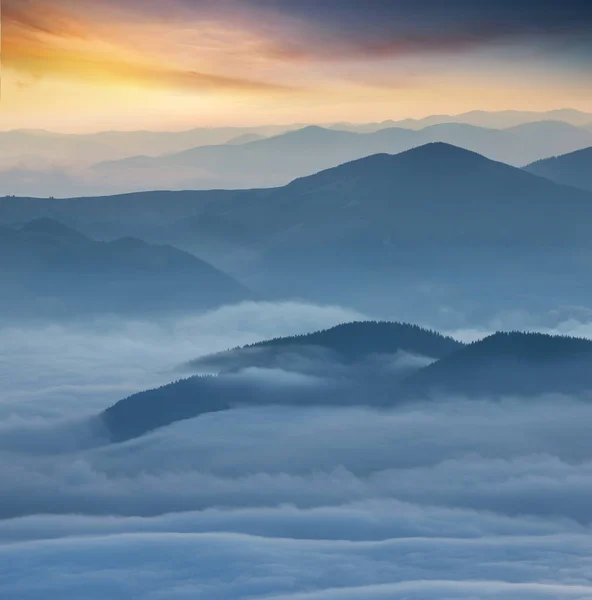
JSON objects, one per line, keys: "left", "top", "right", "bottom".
{"left": 100, "top": 321, "right": 464, "bottom": 442}
{"left": 337, "top": 109, "right": 592, "bottom": 132}
{"left": 5, "top": 142, "right": 592, "bottom": 317}
{"left": 0, "top": 125, "right": 294, "bottom": 170}
{"left": 89, "top": 122, "right": 592, "bottom": 195}
{"left": 3, "top": 120, "right": 592, "bottom": 197}
{"left": 524, "top": 146, "right": 592, "bottom": 192}
{"left": 100, "top": 324, "right": 592, "bottom": 443}
{"left": 229, "top": 143, "right": 592, "bottom": 313}
{"left": 0, "top": 219, "right": 250, "bottom": 318}
{"left": 6, "top": 142, "right": 592, "bottom": 248}
{"left": 198, "top": 142, "right": 592, "bottom": 254}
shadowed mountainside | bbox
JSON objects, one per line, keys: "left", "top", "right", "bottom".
{"left": 524, "top": 146, "right": 592, "bottom": 192}
{"left": 185, "top": 321, "right": 463, "bottom": 374}
{"left": 101, "top": 321, "right": 464, "bottom": 442}
{"left": 0, "top": 218, "right": 250, "bottom": 319}
{"left": 100, "top": 326, "right": 592, "bottom": 443}
{"left": 4, "top": 143, "right": 592, "bottom": 319}
{"left": 404, "top": 332, "right": 592, "bottom": 397}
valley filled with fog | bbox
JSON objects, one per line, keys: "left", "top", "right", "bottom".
{"left": 4, "top": 0, "right": 592, "bottom": 595}
{"left": 4, "top": 296, "right": 592, "bottom": 598}
{"left": 3, "top": 106, "right": 592, "bottom": 600}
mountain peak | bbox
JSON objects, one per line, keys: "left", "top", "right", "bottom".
{"left": 285, "top": 142, "right": 499, "bottom": 191}
{"left": 402, "top": 141, "right": 485, "bottom": 158}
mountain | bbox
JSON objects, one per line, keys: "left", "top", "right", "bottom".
{"left": 0, "top": 219, "right": 250, "bottom": 319}
{"left": 336, "top": 109, "right": 592, "bottom": 132}
{"left": 100, "top": 321, "right": 464, "bottom": 442}
{"left": 0, "top": 125, "right": 296, "bottom": 170}
{"left": 5, "top": 143, "right": 592, "bottom": 318}
{"left": 225, "top": 133, "right": 267, "bottom": 145}
{"left": 506, "top": 122, "right": 592, "bottom": 165}
{"left": 101, "top": 376, "right": 232, "bottom": 443}
{"left": 524, "top": 146, "right": 592, "bottom": 192}
{"left": 403, "top": 332, "right": 592, "bottom": 397}
{"left": 185, "top": 321, "right": 463, "bottom": 374}
{"left": 90, "top": 122, "right": 592, "bottom": 194}
{"left": 6, "top": 121, "right": 592, "bottom": 198}
{"left": 100, "top": 326, "right": 592, "bottom": 444}
{"left": 186, "top": 142, "right": 592, "bottom": 315}
{"left": 197, "top": 142, "right": 592, "bottom": 249}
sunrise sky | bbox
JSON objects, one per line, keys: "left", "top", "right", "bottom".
{"left": 2, "top": 0, "right": 592, "bottom": 132}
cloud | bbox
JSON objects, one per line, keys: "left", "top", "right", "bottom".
{"left": 4, "top": 302, "right": 592, "bottom": 597}
{"left": 0, "top": 301, "right": 365, "bottom": 416}
{"left": 4, "top": 399, "right": 592, "bottom": 519}
{"left": 2, "top": 0, "right": 295, "bottom": 95}
{"left": 5, "top": 0, "right": 591, "bottom": 97}
{"left": 82, "top": 0, "right": 592, "bottom": 63}
{"left": 2, "top": 531, "right": 592, "bottom": 599}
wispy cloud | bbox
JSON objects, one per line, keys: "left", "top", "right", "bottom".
{"left": 2, "top": 0, "right": 295, "bottom": 94}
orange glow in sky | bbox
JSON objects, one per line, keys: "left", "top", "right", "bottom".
{"left": 1, "top": 0, "right": 591, "bottom": 132}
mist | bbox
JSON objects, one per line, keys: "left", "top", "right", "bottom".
{"left": 3, "top": 302, "right": 592, "bottom": 598}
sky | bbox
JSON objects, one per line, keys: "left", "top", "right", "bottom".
{"left": 1, "top": 0, "right": 592, "bottom": 132}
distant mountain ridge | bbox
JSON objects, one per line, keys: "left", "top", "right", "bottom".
{"left": 89, "top": 121, "right": 592, "bottom": 195}
{"left": 3, "top": 119, "right": 592, "bottom": 197}
{"left": 334, "top": 109, "right": 592, "bottom": 132}
{"left": 4, "top": 142, "right": 592, "bottom": 318}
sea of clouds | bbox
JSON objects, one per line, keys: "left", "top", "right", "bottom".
{"left": 3, "top": 301, "right": 592, "bottom": 599}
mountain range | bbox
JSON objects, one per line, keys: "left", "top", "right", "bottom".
{"left": 101, "top": 321, "right": 464, "bottom": 442}
{"left": 334, "top": 109, "right": 592, "bottom": 132}
{"left": 0, "top": 218, "right": 250, "bottom": 319}
{"left": 2, "top": 120, "right": 592, "bottom": 197}
{"left": 0, "top": 125, "right": 293, "bottom": 170}
{"left": 99, "top": 323, "right": 592, "bottom": 443}
{"left": 4, "top": 142, "right": 592, "bottom": 318}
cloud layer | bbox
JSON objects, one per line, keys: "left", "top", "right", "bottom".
{"left": 2, "top": 0, "right": 592, "bottom": 131}
{"left": 4, "top": 303, "right": 592, "bottom": 597}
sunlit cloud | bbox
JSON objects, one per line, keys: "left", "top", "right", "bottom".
{"left": 2, "top": 0, "right": 294, "bottom": 95}
{"left": 1, "top": 0, "right": 591, "bottom": 131}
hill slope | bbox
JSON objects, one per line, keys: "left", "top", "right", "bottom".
{"left": 186, "top": 321, "right": 463, "bottom": 374}
{"left": 102, "top": 321, "right": 463, "bottom": 442}
{"left": 101, "top": 327, "right": 592, "bottom": 443}
{"left": 0, "top": 219, "right": 250, "bottom": 318}
{"left": 202, "top": 142, "right": 592, "bottom": 314}
{"left": 202, "top": 143, "right": 592, "bottom": 250}
{"left": 524, "top": 146, "right": 592, "bottom": 192}
{"left": 404, "top": 332, "right": 592, "bottom": 397}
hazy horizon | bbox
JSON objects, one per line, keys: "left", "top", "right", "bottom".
{"left": 1, "top": 107, "right": 591, "bottom": 135}
{"left": 3, "top": 0, "right": 592, "bottom": 132}
{"left": 3, "top": 2, "right": 592, "bottom": 599}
